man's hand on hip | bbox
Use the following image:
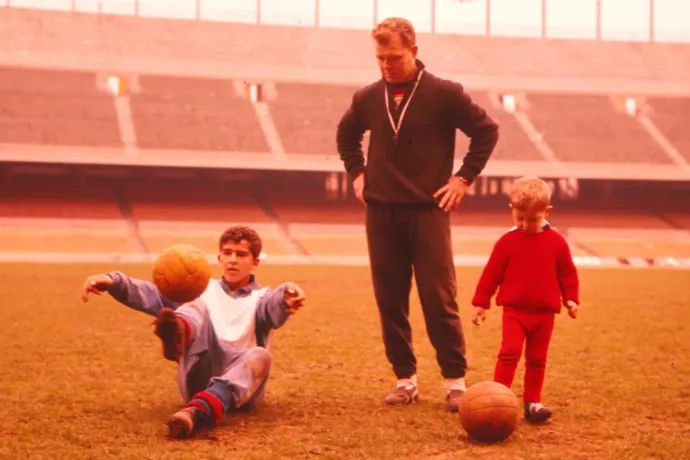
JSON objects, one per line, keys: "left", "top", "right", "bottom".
{"left": 433, "top": 176, "right": 469, "bottom": 212}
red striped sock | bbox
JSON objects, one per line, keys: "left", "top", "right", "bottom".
{"left": 187, "top": 391, "right": 224, "bottom": 423}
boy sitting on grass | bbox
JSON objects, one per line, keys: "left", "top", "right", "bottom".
{"left": 471, "top": 176, "right": 580, "bottom": 423}
{"left": 81, "top": 225, "right": 306, "bottom": 439}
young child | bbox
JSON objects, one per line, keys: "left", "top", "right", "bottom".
{"left": 81, "top": 225, "right": 306, "bottom": 439}
{"left": 470, "top": 176, "right": 579, "bottom": 423}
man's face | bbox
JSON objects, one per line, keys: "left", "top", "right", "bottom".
{"left": 374, "top": 33, "right": 418, "bottom": 84}
{"left": 217, "top": 240, "right": 258, "bottom": 287}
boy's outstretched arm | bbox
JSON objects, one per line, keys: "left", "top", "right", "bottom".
{"left": 471, "top": 236, "right": 510, "bottom": 309}
{"left": 81, "top": 271, "right": 180, "bottom": 317}
{"left": 255, "top": 282, "right": 306, "bottom": 330}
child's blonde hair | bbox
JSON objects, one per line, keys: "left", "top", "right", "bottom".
{"left": 510, "top": 176, "right": 552, "bottom": 211}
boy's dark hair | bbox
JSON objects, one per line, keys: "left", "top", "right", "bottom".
{"left": 218, "top": 225, "right": 263, "bottom": 259}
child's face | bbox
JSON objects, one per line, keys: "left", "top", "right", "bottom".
{"left": 217, "top": 240, "right": 259, "bottom": 288}
{"left": 510, "top": 204, "right": 552, "bottom": 233}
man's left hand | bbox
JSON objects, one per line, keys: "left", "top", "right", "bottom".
{"left": 283, "top": 282, "right": 306, "bottom": 315}
{"left": 433, "top": 176, "right": 469, "bottom": 212}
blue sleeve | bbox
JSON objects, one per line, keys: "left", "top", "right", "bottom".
{"left": 105, "top": 271, "right": 180, "bottom": 317}
{"left": 255, "top": 284, "right": 290, "bottom": 331}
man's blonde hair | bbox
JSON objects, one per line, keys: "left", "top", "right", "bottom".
{"left": 372, "top": 17, "right": 416, "bottom": 48}
{"left": 510, "top": 176, "right": 552, "bottom": 211}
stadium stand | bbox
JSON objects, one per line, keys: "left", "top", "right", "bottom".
{"left": 122, "top": 176, "right": 291, "bottom": 256}
{"left": 526, "top": 92, "right": 672, "bottom": 164}
{"left": 258, "top": 175, "right": 366, "bottom": 225}
{"left": 646, "top": 96, "right": 690, "bottom": 163}
{"left": 0, "top": 172, "right": 122, "bottom": 219}
{"left": 270, "top": 82, "right": 360, "bottom": 156}
{"left": 131, "top": 75, "right": 269, "bottom": 152}
{"left": 0, "top": 172, "right": 132, "bottom": 254}
{"left": 456, "top": 91, "right": 543, "bottom": 161}
{"left": 2, "top": 65, "right": 688, "bottom": 171}
{"left": 125, "top": 179, "right": 270, "bottom": 223}
{"left": 0, "top": 6, "right": 688, "bottom": 264}
{"left": 0, "top": 67, "right": 121, "bottom": 147}
{"left": 0, "top": 65, "right": 686, "bottom": 177}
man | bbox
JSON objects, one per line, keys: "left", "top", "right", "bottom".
{"left": 336, "top": 17, "right": 499, "bottom": 412}
{"left": 81, "top": 225, "right": 306, "bottom": 438}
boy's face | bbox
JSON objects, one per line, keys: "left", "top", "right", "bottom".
{"left": 217, "top": 239, "right": 259, "bottom": 287}
{"left": 510, "top": 204, "right": 552, "bottom": 233}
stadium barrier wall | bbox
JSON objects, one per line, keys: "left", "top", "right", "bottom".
{"left": 2, "top": 162, "right": 688, "bottom": 214}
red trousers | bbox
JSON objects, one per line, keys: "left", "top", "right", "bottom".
{"left": 494, "top": 307, "right": 555, "bottom": 403}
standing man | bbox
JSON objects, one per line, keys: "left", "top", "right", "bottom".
{"left": 336, "top": 17, "right": 499, "bottom": 412}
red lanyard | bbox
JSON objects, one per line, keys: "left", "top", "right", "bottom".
{"left": 384, "top": 70, "right": 424, "bottom": 145}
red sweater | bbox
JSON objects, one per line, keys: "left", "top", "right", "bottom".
{"left": 472, "top": 227, "right": 580, "bottom": 313}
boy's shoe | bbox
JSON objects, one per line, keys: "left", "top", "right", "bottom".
{"left": 167, "top": 406, "right": 206, "bottom": 439}
{"left": 384, "top": 384, "right": 419, "bottom": 405}
{"left": 153, "top": 307, "right": 187, "bottom": 361}
{"left": 446, "top": 389, "right": 466, "bottom": 413}
{"left": 524, "top": 402, "right": 553, "bottom": 423}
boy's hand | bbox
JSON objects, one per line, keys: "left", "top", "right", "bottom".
{"left": 283, "top": 282, "right": 306, "bottom": 315}
{"left": 81, "top": 274, "right": 114, "bottom": 302}
{"left": 472, "top": 306, "right": 486, "bottom": 326}
{"left": 565, "top": 300, "right": 579, "bottom": 319}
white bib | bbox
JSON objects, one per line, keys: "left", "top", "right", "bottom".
{"left": 199, "top": 280, "right": 269, "bottom": 349}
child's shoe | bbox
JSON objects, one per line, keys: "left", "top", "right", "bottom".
{"left": 524, "top": 402, "right": 552, "bottom": 423}
{"left": 153, "top": 307, "right": 188, "bottom": 361}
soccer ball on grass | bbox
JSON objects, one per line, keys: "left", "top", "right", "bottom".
{"left": 458, "top": 381, "right": 520, "bottom": 444}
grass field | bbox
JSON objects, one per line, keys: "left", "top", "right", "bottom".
{"left": 1, "top": 263, "right": 689, "bottom": 459}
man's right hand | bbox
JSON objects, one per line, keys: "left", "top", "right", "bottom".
{"left": 353, "top": 173, "right": 365, "bottom": 205}
{"left": 81, "top": 274, "right": 114, "bottom": 303}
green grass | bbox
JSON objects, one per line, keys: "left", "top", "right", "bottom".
{"left": 0, "top": 263, "right": 688, "bottom": 459}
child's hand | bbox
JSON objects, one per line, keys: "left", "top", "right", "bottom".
{"left": 81, "top": 273, "right": 114, "bottom": 302}
{"left": 283, "top": 282, "right": 306, "bottom": 315}
{"left": 472, "top": 306, "right": 486, "bottom": 326}
{"left": 565, "top": 300, "right": 579, "bottom": 319}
